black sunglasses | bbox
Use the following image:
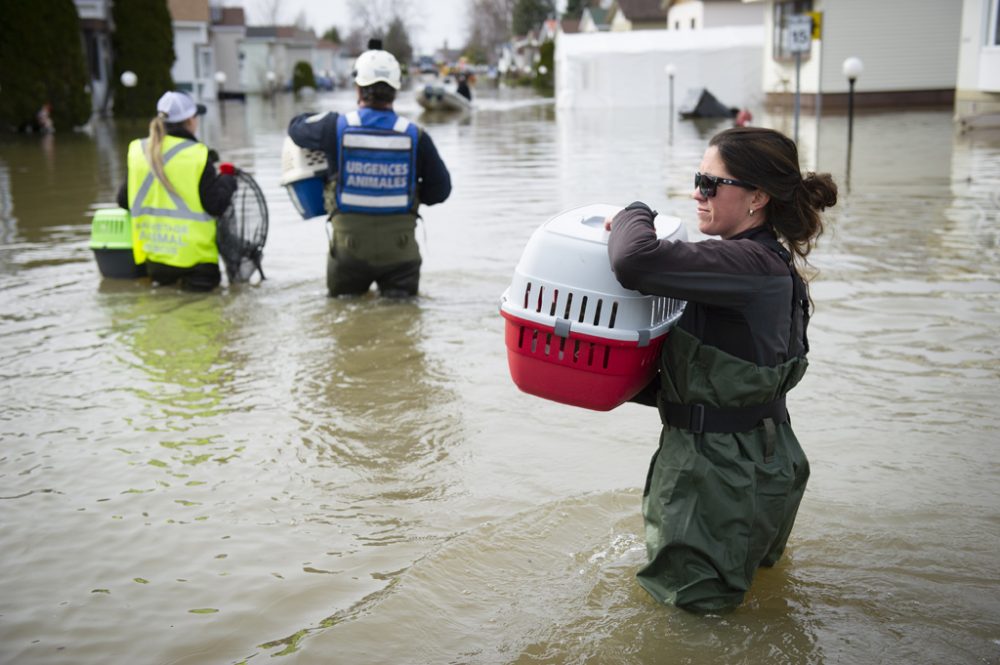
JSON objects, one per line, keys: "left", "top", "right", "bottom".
{"left": 694, "top": 172, "right": 756, "bottom": 198}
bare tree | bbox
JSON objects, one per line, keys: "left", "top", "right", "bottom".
{"left": 464, "top": 0, "right": 515, "bottom": 63}
{"left": 255, "top": 0, "right": 282, "bottom": 25}
{"left": 293, "top": 9, "right": 310, "bottom": 31}
{"left": 348, "top": 0, "right": 416, "bottom": 37}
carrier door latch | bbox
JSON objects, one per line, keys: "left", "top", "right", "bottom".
{"left": 553, "top": 318, "right": 571, "bottom": 338}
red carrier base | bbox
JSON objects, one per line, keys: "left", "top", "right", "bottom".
{"left": 501, "top": 311, "right": 664, "bottom": 411}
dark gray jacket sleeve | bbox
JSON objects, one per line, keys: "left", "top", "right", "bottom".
{"left": 608, "top": 203, "right": 787, "bottom": 309}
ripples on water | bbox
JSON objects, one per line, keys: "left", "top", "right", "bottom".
{"left": 1, "top": 86, "right": 999, "bottom": 664}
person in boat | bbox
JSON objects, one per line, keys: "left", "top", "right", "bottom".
{"left": 116, "top": 91, "right": 236, "bottom": 291}
{"left": 606, "top": 126, "right": 838, "bottom": 612}
{"left": 287, "top": 41, "right": 451, "bottom": 298}
{"left": 453, "top": 58, "right": 473, "bottom": 101}
{"left": 455, "top": 72, "right": 472, "bottom": 101}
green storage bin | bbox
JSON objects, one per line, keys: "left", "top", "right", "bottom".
{"left": 90, "top": 208, "right": 145, "bottom": 278}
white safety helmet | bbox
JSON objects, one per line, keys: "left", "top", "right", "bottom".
{"left": 353, "top": 49, "right": 402, "bottom": 90}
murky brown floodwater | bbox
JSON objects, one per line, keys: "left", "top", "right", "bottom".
{"left": 1, "top": 84, "right": 999, "bottom": 665}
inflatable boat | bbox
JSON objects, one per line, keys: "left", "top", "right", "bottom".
{"left": 417, "top": 77, "right": 472, "bottom": 113}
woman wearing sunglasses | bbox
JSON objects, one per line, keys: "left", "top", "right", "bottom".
{"left": 606, "top": 126, "right": 838, "bottom": 612}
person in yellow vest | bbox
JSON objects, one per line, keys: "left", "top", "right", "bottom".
{"left": 116, "top": 91, "right": 236, "bottom": 291}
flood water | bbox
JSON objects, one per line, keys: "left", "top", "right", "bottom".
{"left": 1, "top": 85, "right": 999, "bottom": 664}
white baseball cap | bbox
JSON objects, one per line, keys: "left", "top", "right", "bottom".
{"left": 156, "top": 91, "right": 207, "bottom": 123}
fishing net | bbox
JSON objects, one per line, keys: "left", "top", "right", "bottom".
{"left": 217, "top": 168, "right": 268, "bottom": 283}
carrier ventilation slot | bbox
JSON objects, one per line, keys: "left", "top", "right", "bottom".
{"left": 593, "top": 299, "right": 603, "bottom": 326}
{"left": 523, "top": 282, "right": 532, "bottom": 309}
{"left": 608, "top": 302, "right": 618, "bottom": 329}
{"left": 578, "top": 296, "right": 589, "bottom": 323}
{"left": 536, "top": 285, "right": 544, "bottom": 313}
{"left": 549, "top": 289, "right": 559, "bottom": 316}
{"left": 563, "top": 293, "right": 573, "bottom": 320}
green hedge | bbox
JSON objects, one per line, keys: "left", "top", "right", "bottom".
{"left": 111, "top": 0, "right": 175, "bottom": 118}
{"left": 292, "top": 61, "right": 317, "bottom": 93}
{"left": 0, "top": 0, "right": 92, "bottom": 132}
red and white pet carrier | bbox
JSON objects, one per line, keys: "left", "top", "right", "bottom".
{"left": 500, "top": 204, "right": 687, "bottom": 411}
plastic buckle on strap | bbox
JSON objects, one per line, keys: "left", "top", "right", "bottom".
{"left": 690, "top": 404, "right": 705, "bottom": 434}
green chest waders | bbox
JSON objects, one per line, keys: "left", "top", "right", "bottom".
{"left": 636, "top": 327, "right": 809, "bottom": 612}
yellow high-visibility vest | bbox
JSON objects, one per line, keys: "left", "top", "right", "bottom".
{"left": 127, "top": 136, "right": 217, "bottom": 267}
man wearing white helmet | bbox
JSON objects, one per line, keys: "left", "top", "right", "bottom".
{"left": 288, "top": 40, "right": 452, "bottom": 297}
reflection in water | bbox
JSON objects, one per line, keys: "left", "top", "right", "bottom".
{"left": 107, "top": 291, "right": 240, "bottom": 469}
{"left": 294, "top": 299, "right": 457, "bottom": 488}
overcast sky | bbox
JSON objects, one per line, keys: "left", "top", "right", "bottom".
{"left": 236, "top": 0, "right": 471, "bottom": 54}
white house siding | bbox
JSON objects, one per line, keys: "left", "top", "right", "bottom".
{"left": 820, "top": 0, "right": 959, "bottom": 93}
{"left": 669, "top": 2, "right": 703, "bottom": 30}
{"left": 704, "top": 2, "right": 765, "bottom": 29}
{"left": 764, "top": 0, "right": 961, "bottom": 99}
{"left": 669, "top": 1, "right": 764, "bottom": 31}
{"left": 211, "top": 27, "right": 244, "bottom": 95}
{"left": 556, "top": 27, "right": 764, "bottom": 109}
{"left": 761, "top": 5, "right": 820, "bottom": 96}
{"left": 955, "top": 0, "right": 1000, "bottom": 122}
{"left": 240, "top": 40, "right": 281, "bottom": 94}
{"left": 172, "top": 21, "right": 213, "bottom": 99}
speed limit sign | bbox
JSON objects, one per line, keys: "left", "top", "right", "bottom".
{"left": 785, "top": 15, "right": 812, "bottom": 53}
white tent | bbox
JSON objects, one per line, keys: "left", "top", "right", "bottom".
{"left": 555, "top": 27, "right": 765, "bottom": 110}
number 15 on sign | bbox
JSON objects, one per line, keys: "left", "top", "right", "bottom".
{"left": 785, "top": 15, "right": 812, "bottom": 54}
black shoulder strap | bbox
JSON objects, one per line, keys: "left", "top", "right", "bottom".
{"left": 747, "top": 228, "right": 810, "bottom": 357}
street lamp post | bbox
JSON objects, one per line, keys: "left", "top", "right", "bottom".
{"left": 842, "top": 57, "right": 863, "bottom": 187}
{"left": 265, "top": 70, "right": 277, "bottom": 101}
{"left": 214, "top": 71, "right": 227, "bottom": 100}
{"left": 665, "top": 63, "right": 676, "bottom": 142}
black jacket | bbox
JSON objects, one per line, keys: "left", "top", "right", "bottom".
{"left": 608, "top": 202, "right": 808, "bottom": 368}
{"left": 116, "top": 127, "right": 235, "bottom": 216}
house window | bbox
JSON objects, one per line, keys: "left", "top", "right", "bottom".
{"left": 773, "top": 0, "right": 813, "bottom": 61}
{"left": 84, "top": 31, "right": 102, "bottom": 80}
{"left": 992, "top": 0, "right": 1000, "bottom": 45}
{"left": 674, "top": 20, "right": 680, "bottom": 29}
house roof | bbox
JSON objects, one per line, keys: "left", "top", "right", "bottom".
{"left": 561, "top": 18, "right": 581, "bottom": 33}
{"left": 167, "top": 0, "right": 209, "bottom": 23}
{"left": 615, "top": 0, "right": 668, "bottom": 22}
{"left": 245, "top": 25, "right": 316, "bottom": 42}
{"left": 245, "top": 26, "right": 277, "bottom": 38}
{"left": 275, "top": 25, "right": 316, "bottom": 41}
{"left": 663, "top": 0, "right": 750, "bottom": 10}
{"left": 585, "top": 7, "right": 610, "bottom": 24}
{"left": 213, "top": 7, "right": 245, "bottom": 26}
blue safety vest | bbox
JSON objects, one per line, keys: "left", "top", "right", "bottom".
{"left": 335, "top": 109, "right": 419, "bottom": 215}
